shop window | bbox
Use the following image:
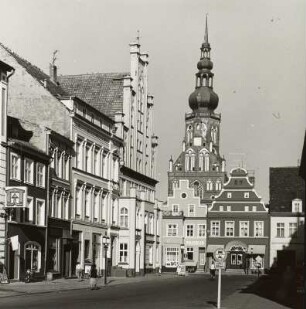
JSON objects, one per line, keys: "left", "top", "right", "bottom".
{"left": 186, "top": 247, "right": 194, "bottom": 260}
{"left": 25, "top": 242, "right": 41, "bottom": 272}
{"left": 166, "top": 248, "right": 179, "bottom": 268}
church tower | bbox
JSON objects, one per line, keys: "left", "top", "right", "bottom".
{"left": 168, "top": 18, "right": 226, "bottom": 205}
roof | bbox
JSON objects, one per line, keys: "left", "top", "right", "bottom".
{"left": 269, "top": 167, "right": 305, "bottom": 212}
{"left": 0, "top": 59, "right": 14, "bottom": 72}
{"left": 0, "top": 43, "right": 67, "bottom": 97}
{"left": 58, "top": 73, "right": 129, "bottom": 118}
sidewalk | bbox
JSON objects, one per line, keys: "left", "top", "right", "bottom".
{"left": 0, "top": 273, "right": 176, "bottom": 298}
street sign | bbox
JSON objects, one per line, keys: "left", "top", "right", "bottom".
{"left": 215, "top": 261, "right": 226, "bottom": 269}
{"left": 213, "top": 248, "right": 226, "bottom": 262}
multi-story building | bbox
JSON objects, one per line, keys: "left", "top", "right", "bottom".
{"left": 269, "top": 167, "right": 305, "bottom": 269}
{"left": 7, "top": 117, "right": 50, "bottom": 280}
{"left": 208, "top": 168, "right": 269, "bottom": 273}
{"left": 0, "top": 60, "right": 14, "bottom": 270}
{"left": 161, "top": 19, "right": 226, "bottom": 272}
{"left": 0, "top": 43, "right": 123, "bottom": 277}
{"left": 59, "top": 40, "right": 160, "bottom": 275}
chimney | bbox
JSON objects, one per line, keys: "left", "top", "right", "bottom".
{"left": 49, "top": 63, "right": 57, "bottom": 84}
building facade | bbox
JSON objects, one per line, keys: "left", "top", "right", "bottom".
{"left": 269, "top": 167, "right": 305, "bottom": 269}
{"left": 0, "top": 60, "right": 14, "bottom": 271}
{"left": 208, "top": 168, "right": 269, "bottom": 273}
{"left": 7, "top": 117, "right": 50, "bottom": 280}
{"left": 161, "top": 19, "right": 226, "bottom": 272}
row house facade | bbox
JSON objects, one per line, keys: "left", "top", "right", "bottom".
{"left": 59, "top": 41, "right": 161, "bottom": 275}
{"left": 0, "top": 43, "right": 122, "bottom": 278}
{"left": 162, "top": 180, "right": 207, "bottom": 272}
{"left": 7, "top": 117, "right": 50, "bottom": 280}
{"left": 0, "top": 60, "right": 14, "bottom": 270}
{"left": 269, "top": 167, "right": 305, "bottom": 269}
{"left": 208, "top": 168, "right": 269, "bottom": 272}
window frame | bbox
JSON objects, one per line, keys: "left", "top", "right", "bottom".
{"left": 254, "top": 221, "right": 264, "bottom": 237}
{"left": 239, "top": 221, "right": 249, "bottom": 237}
{"left": 225, "top": 221, "right": 235, "bottom": 237}
{"left": 24, "top": 157, "right": 34, "bottom": 184}
{"left": 167, "top": 224, "right": 178, "bottom": 237}
{"left": 10, "top": 152, "right": 21, "bottom": 180}
{"left": 186, "top": 224, "right": 194, "bottom": 237}
{"left": 198, "top": 224, "right": 206, "bottom": 237}
{"left": 276, "top": 222, "right": 285, "bottom": 238}
{"left": 36, "top": 162, "right": 45, "bottom": 188}
{"left": 36, "top": 198, "right": 46, "bottom": 226}
{"left": 119, "top": 243, "right": 128, "bottom": 263}
{"left": 210, "top": 221, "right": 220, "bottom": 237}
{"left": 188, "top": 204, "right": 195, "bottom": 216}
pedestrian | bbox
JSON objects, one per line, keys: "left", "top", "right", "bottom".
{"left": 210, "top": 261, "right": 216, "bottom": 279}
{"left": 76, "top": 262, "right": 83, "bottom": 281}
{"left": 89, "top": 264, "right": 98, "bottom": 290}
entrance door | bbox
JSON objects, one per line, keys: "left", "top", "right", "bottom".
{"left": 228, "top": 252, "right": 244, "bottom": 269}
{"left": 198, "top": 248, "right": 206, "bottom": 270}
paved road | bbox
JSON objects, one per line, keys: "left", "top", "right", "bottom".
{"left": 0, "top": 274, "right": 255, "bottom": 309}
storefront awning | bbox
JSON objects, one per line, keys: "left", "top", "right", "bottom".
{"left": 248, "top": 245, "right": 266, "bottom": 255}
{"left": 206, "top": 245, "right": 224, "bottom": 253}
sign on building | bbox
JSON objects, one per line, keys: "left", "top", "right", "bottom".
{"left": 4, "top": 187, "right": 28, "bottom": 208}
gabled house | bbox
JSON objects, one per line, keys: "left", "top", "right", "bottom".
{"left": 208, "top": 168, "right": 269, "bottom": 273}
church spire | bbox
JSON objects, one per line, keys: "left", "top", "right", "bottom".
{"left": 204, "top": 14, "right": 209, "bottom": 45}
{"left": 188, "top": 17, "right": 219, "bottom": 112}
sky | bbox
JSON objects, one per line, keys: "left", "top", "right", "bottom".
{"left": 1, "top": 0, "right": 305, "bottom": 203}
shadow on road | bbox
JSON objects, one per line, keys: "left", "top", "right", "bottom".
{"left": 206, "top": 300, "right": 217, "bottom": 307}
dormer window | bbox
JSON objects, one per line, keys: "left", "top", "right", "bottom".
{"left": 292, "top": 199, "right": 302, "bottom": 213}
{"left": 227, "top": 192, "right": 232, "bottom": 198}
{"left": 244, "top": 192, "right": 249, "bottom": 198}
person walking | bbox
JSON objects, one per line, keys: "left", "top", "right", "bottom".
{"left": 76, "top": 262, "right": 83, "bottom": 281}
{"left": 210, "top": 260, "right": 216, "bottom": 280}
{"left": 89, "top": 264, "right": 98, "bottom": 290}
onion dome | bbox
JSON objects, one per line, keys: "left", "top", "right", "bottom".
{"left": 188, "top": 16, "right": 219, "bottom": 112}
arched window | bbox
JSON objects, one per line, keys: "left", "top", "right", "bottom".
{"left": 206, "top": 180, "right": 213, "bottom": 191}
{"left": 25, "top": 241, "right": 41, "bottom": 272}
{"left": 185, "top": 149, "right": 195, "bottom": 171}
{"left": 192, "top": 181, "right": 204, "bottom": 198}
{"left": 187, "top": 126, "right": 193, "bottom": 143}
{"left": 204, "top": 153, "right": 209, "bottom": 171}
{"left": 120, "top": 207, "right": 128, "bottom": 228}
{"left": 216, "top": 179, "right": 222, "bottom": 191}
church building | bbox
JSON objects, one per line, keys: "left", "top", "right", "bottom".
{"left": 161, "top": 19, "right": 226, "bottom": 272}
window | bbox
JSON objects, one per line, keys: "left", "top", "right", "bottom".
{"left": 198, "top": 224, "right": 206, "bottom": 237}
{"left": 36, "top": 199, "right": 45, "bottom": 226}
{"left": 10, "top": 153, "right": 21, "bottom": 180}
{"left": 36, "top": 163, "right": 45, "bottom": 187}
{"left": 76, "top": 141, "right": 82, "bottom": 169}
{"left": 245, "top": 206, "right": 249, "bottom": 212}
{"left": 119, "top": 243, "right": 128, "bottom": 263}
{"left": 252, "top": 206, "right": 257, "bottom": 212}
{"left": 186, "top": 247, "right": 194, "bottom": 260}
{"left": 239, "top": 221, "right": 249, "bottom": 237}
{"left": 172, "top": 204, "right": 179, "bottom": 213}
{"left": 85, "top": 145, "right": 91, "bottom": 172}
{"left": 225, "top": 221, "right": 234, "bottom": 237}
{"left": 227, "top": 206, "right": 231, "bottom": 211}
{"left": 188, "top": 205, "right": 195, "bottom": 216}
{"left": 206, "top": 180, "right": 213, "bottom": 191}
{"left": 24, "top": 158, "right": 34, "bottom": 184}
{"left": 254, "top": 221, "right": 264, "bottom": 237}
{"left": 25, "top": 242, "right": 41, "bottom": 272}
{"left": 93, "top": 194, "right": 99, "bottom": 221}
{"left": 167, "top": 224, "right": 178, "bottom": 236}
{"left": 219, "top": 205, "right": 224, "bottom": 211}
{"left": 26, "top": 196, "right": 34, "bottom": 222}
{"left": 292, "top": 199, "right": 302, "bottom": 213}
{"left": 227, "top": 193, "right": 232, "bottom": 198}
{"left": 289, "top": 222, "right": 297, "bottom": 237}
{"left": 166, "top": 248, "right": 179, "bottom": 267}
{"left": 215, "top": 180, "right": 222, "bottom": 191}
{"left": 120, "top": 208, "right": 128, "bottom": 228}
{"left": 186, "top": 225, "right": 194, "bottom": 237}
{"left": 211, "top": 221, "right": 220, "bottom": 237}
{"left": 85, "top": 190, "right": 90, "bottom": 218}
{"left": 276, "top": 222, "right": 285, "bottom": 238}
{"left": 244, "top": 192, "right": 249, "bottom": 198}
{"left": 75, "top": 188, "right": 82, "bottom": 217}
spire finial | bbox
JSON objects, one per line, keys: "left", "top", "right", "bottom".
{"left": 204, "top": 14, "right": 209, "bottom": 44}
{"left": 136, "top": 30, "right": 140, "bottom": 45}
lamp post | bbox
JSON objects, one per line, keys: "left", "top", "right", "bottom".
{"left": 102, "top": 237, "right": 110, "bottom": 285}
{"left": 180, "top": 244, "right": 185, "bottom": 264}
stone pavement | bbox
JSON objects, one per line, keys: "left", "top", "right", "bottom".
{"left": 0, "top": 273, "right": 297, "bottom": 308}
{"left": 0, "top": 273, "right": 176, "bottom": 298}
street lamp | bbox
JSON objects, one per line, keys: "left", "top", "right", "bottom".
{"left": 180, "top": 244, "right": 185, "bottom": 263}
{"left": 102, "top": 237, "right": 110, "bottom": 285}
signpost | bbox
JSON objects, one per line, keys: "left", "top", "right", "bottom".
{"left": 213, "top": 248, "right": 227, "bottom": 309}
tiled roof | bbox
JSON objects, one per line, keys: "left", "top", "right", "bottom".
{"left": 269, "top": 167, "right": 305, "bottom": 212}
{"left": 0, "top": 43, "right": 67, "bottom": 97}
{"left": 58, "top": 73, "right": 128, "bottom": 118}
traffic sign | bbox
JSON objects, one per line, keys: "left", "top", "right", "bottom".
{"left": 215, "top": 261, "right": 226, "bottom": 269}
{"left": 213, "top": 248, "right": 226, "bottom": 262}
